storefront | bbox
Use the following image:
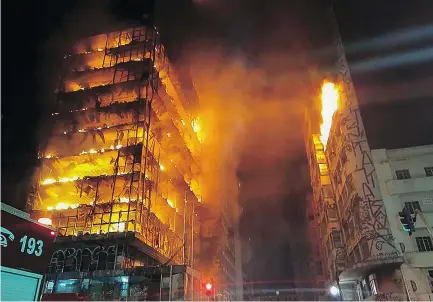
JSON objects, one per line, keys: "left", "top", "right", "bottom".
{"left": 1, "top": 203, "right": 56, "bottom": 301}
{"left": 43, "top": 264, "right": 202, "bottom": 300}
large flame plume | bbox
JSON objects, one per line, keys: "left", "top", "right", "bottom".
{"left": 319, "top": 81, "right": 339, "bottom": 148}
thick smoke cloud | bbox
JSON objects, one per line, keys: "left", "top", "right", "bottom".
{"left": 174, "top": 37, "right": 315, "bottom": 281}
{"left": 179, "top": 0, "right": 330, "bottom": 284}
{"left": 21, "top": 0, "right": 323, "bottom": 284}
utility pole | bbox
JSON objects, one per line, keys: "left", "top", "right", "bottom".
{"left": 168, "top": 265, "right": 173, "bottom": 301}
{"left": 191, "top": 202, "right": 195, "bottom": 301}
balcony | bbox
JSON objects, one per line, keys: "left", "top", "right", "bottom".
{"left": 416, "top": 293, "right": 433, "bottom": 301}
{"left": 415, "top": 211, "right": 433, "bottom": 229}
{"left": 386, "top": 176, "right": 433, "bottom": 195}
{"left": 405, "top": 250, "right": 433, "bottom": 268}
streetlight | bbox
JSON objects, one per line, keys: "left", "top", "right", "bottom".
{"left": 329, "top": 283, "right": 343, "bottom": 300}
{"left": 329, "top": 285, "right": 339, "bottom": 296}
{"left": 332, "top": 251, "right": 343, "bottom": 300}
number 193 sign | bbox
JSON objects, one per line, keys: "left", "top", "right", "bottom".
{"left": 1, "top": 207, "right": 55, "bottom": 275}
{"left": 20, "top": 235, "right": 44, "bottom": 256}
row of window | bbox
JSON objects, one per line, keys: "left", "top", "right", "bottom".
{"left": 396, "top": 167, "right": 433, "bottom": 179}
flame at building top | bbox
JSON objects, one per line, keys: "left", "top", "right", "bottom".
{"left": 319, "top": 81, "right": 339, "bottom": 148}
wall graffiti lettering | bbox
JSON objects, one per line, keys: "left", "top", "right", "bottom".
{"left": 399, "top": 243, "right": 406, "bottom": 253}
{"left": 375, "top": 292, "right": 404, "bottom": 301}
{"left": 410, "top": 280, "right": 417, "bottom": 292}
{"left": 49, "top": 245, "right": 118, "bottom": 273}
{"left": 129, "top": 285, "right": 149, "bottom": 300}
{"left": 333, "top": 28, "right": 399, "bottom": 263}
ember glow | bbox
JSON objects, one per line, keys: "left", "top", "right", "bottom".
{"left": 319, "top": 81, "right": 339, "bottom": 148}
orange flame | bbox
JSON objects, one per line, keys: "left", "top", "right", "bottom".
{"left": 319, "top": 81, "right": 339, "bottom": 148}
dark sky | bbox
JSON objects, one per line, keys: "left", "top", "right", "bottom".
{"left": 335, "top": 1, "right": 433, "bottom": 151}
{"left": 2, "top": 0, "right": 432, "bottom": 291}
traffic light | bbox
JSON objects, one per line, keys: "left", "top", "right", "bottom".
{"left": 204, "top": 281, "right": 213, "bottom": 297}
{"left": 399, "top": 206, "right": 416, "bottom": 235}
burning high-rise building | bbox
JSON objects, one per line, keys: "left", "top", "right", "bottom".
{"left": 24, "top": 8, "right": 246, "bottom": 298}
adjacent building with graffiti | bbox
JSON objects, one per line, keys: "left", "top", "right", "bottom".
{"left": 304, "top": 6, "right": 433, "bottom": 301}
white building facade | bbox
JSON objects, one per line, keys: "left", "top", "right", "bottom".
{"left": 372, "top": 144, "right": 433, "bottom": 300}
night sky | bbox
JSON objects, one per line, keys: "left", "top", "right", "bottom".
{"left": 2, "top": 0, "right": 432, "bottom": 290}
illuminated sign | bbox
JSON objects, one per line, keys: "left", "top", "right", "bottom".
{"left": 1, "top": 204, "right": 55, "bottom": 275}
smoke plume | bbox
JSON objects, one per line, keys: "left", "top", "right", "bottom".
{"left": 172, "top": 33, "right": 314, "bottom": 281}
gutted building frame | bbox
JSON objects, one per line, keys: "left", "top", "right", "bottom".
{"left": 28, "top": 25, "right": 206, "bottom": 300}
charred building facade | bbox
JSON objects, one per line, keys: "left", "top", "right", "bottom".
{"left": 27, "top": 23, "right": 212, "bottom": 300}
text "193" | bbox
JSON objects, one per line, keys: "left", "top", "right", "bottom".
{"left": 19, "top": 235, "right": 43, "bottom": 256}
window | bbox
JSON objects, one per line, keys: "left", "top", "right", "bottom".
{"left": 416, "top": 237, "right": 433, "bottom": 252}
{"left": 44, "top": 281, "right": 54, "bottom": 294}
{"left": 368, "top": 274, "right": 378, "bottom": 296}
{"left": 323, "top": 185, "right": 333, "bottom": 198}
{"left": 331, "top": 230, "right": 343, "bottom": 247}
{"left": 326, "top": 207, "right": 338, "bottom": 221}
{"left": 405, "top": 201, "right": 421, "bottom": 214}
{"left": 425, "top": 167, "right": 433, "bottom": 177}
{"left": 54, "top": 279, "right": 81, "bottom": 293}
{"left": 316, "top": 151, "right": 326, "bottom": 164}
{"left": 319, "top": 163, "right": 329, "bottom": 175}
{"left": 361, "top": 278, "right": 372, "bottom": 299}
{"left": 396, "top": 169, "right": 411, "bottom": 179}
{"left": 120, "top": 277, "right": 129, "bottom": 297}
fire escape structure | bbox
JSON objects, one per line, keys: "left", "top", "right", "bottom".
{"left": 29, "top": 25, "right": 203, "bottom": 275}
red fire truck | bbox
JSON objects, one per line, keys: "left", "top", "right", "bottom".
{"left": 1, "top": 203, "right": 56, "bottom": 301}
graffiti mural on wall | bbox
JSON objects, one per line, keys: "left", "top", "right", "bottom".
{"left": 333, "top": 27, "right": 399, "bottom": 262}
{"left": 375, "top": 292, "right": 405, "bottom": 301}
{"left": 49, "top": 245, "right": 118, "bottom": 273}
